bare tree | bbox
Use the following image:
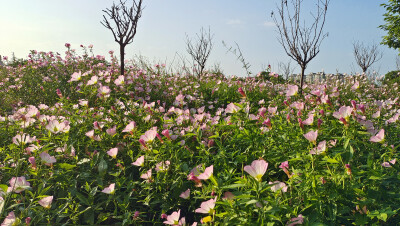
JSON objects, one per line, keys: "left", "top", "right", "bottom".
{"left": 186, "top": 27, "right": 214, "bottom": 77}
{"left": 278, "top": 60, "right": 296, "bottom": 80}
{"left": 272, "top": 0, "right": 329, "bottom": 95}
{"left": 101, "top": 0, "right": 144, "bottom": 75}
{"left": 353, "top": 41, "right": 383, "bottom": 74}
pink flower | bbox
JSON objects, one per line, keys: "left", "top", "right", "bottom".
{"left": 303, "top": 130, "right": 318, "bottom": 145}
{"left": 106, "top": 125, "right": 117, "bottom": 135}
{"left": 310, "top": 140, "right": 327, "bottom": 155}
{"left": 333, "top": 106, "right": 353, "bottom": 121}
{"left": 28, "top": 157, "right": 37, "bottom": 170}
{"left": 1, "top": 211, "right": 16, "bottom": 226}
{"left": 38, "top": 196, "right": 53, "bottom": 208}
{"left": 8, "top": 176, "right": 30, "bottom": 193}
{"left": 179, "top": 189, "right": 190, "bottom": 199}
{"left": 141, "top": 169, "right": 152, "bottom": 181}
{"left": 269, "top": 181, "right": 288, "bottom": 193}
{"left": 102, "top": 183, "right": 115, "bottom": 194}
{"left": 197, "top": 165, "right": 213, "bottom": 180}
{"left": 69, "top": 71, "right": 82, "bottom": 82}
{"left": 163, "top": 210, "right": 185, "bottom": 225}
{"left": 302, "top": 114, "right": 314, "bottom": 126}
{"left": 244, "top": 159, "right": 268, "bottom": 182}
{"left": 107, "top": 148, "right": 118, "bottom": 159}
{"left": 287, "top": 214, "right": 304, "bottom": 226}
{"left": 370, "top": 129, "right": 384, "bottom": 143}
{"left": 238, "top": 87, "right": 246, "bottom": 98}
{"left": 85, "top": 130, "right": 101, "bottom": 141}
{"left": 162, "top": 129, "right": 171, "bottom": 140}
{"left": 225, "top": 103, "right": 241, "bottom": 114}
{"left": 39, "top": 152, "right": 56, "bottom": 165}
{"left": 382, "top": 159, "right": 396, "bottom": 168}
{"left": 140, "top": 129, "right": 158, "bottom": 143}
{"left": 223, "top": 191, "right": 235, "bottom": 201}
{"left": 155, "top": 161, "right": 170, "bottom": 172}
{"left": 122, "top": 121, "right": 136, "bottom": 133}
{"left": 279, "top": 161, "right": 289, "bottom": 170}
{"left": 132, "top": 156, "right": 144, "bottom": 167}
{"left": 351, "top": 80, "right": 359, "bottom": 90}
{"left": 12, "top": 133, "right": 36, "bottom": 145}
{"left": 195, "top": 197, "right": 217, "bottom": 214}
{"left": 286, "top": 85, "right": 298, "bottom": 96}
{"left": 46, "top": 120, "right": 70, "bottom": 134}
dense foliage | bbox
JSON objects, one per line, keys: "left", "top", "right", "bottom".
{"left": 0, "top": 46, "right": 399, "bottom": 225}
{"left": 380, "top": 0, "right": 400, "bottom": 51}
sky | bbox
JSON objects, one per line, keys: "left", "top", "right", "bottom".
{"left": 0, "top": 0, "right": 398, "bottom": 77}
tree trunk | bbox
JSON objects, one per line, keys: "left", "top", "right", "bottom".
{"left": 300, "top": 66, "right": 306, "bottom": 96}
{"left": 120, "top": 44, "right": 125, "bottom": 75}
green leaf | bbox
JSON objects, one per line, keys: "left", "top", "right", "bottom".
{"left": 98, "top": 158, "right": 108, "bottom": 176}
{"left": 221, "top": 183, "right": 246, "bottom": 189}
{"left": 245, "top": 199, "right": 259, "bottom": 206}
{"left": 0, "top": 184, "right": 8, "bottom": 192}
{"left": 75, "top": 192, "right": 90, "bottom": 206}
{"left": 58, "top": 163, "right": 76, "bottom": 170}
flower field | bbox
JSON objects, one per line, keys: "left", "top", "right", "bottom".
{"left": 0, "top": 47, "right": 400, "bottom": 225}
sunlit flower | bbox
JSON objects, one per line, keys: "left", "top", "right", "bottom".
{"left": 1, "top": 211, "right": 16, "bottom": 226}
{"left": 286, "top": 85, "right": 298, "bottom": 96}
{"left": 195, "top": 197, "right": 217, "bottom": 214}
{"left": 107, "top": 148, "right": 118, "bottom": 159}
{"left": 244, "top": 159, "right": 268, "bottom": 182}
{"left": 106, "top": 125, "right": 117, "bottom": 135}
{"left": 179, "top": 189, "right": 190, "bottom": 199}
{"left": 38, "top": 196, "right": 53, "bottom": 209}
{"left": 141, "top": 169, "right": 152, "bottom": 181}
{"left": 8, "top": 176, "right": 30, "bottom": 193}
{"left": 197, "top": 165, "right": 213, "bottom": 180}
{"left": 333, "top": 106, "right": 353, "bottom": 122}
{"left": 102, "top": 183, "right": 115, "bottom": 194}
{"left": 287, "top": 214, "right": 304, "bottom": 226}
{"left": 369, "top": 129, "right": 384, "bottom": 143}
{"left": 310, "top": 140, "right": 327, "bottom": 155}
{"left": 46, "top": 119, "right": 70, "bottom": 134}
{"left": 225, "top": 103, "right": 241, "bottom": 114}
{"left": 238, "top": 87, "right": 246, "bottom": 98}
{"left": 303, "top": 130, "right": 318, "bottom": 145}
{"left": 69, "top": 71, "right": 82, "bottom": 82}
{"left": 382, "top": 159, "right": 396, "bottom": 168}
{"left": 269, "top": 181, "right": 288, "bottom": 193}
{"left": 12, "top": 133, "right": 36, "bottom": 145}
{"left": 132, "top": 156, "right": 145, "bottom": 167}
{"left": 155, "top": 161, "right": 170, "bottom": 172}
{"left": 122, "top": 121, "right": 136, "bottom": 133}
{"left": 163, "top": 210, "right": 185, "bottom": 225}
{"left": 39, "top": 152, "right": 56, "bottom": 165}
{"left": 140, "top": 128, "right": 158, "bottom": 143}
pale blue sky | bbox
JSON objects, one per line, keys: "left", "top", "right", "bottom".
{"left": 0, "top": 0, "right": 397, "bottom": 76}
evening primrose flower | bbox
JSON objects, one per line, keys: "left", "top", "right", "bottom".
{"left": 132, "top": 156, "right": 144, "bottom": 167}
{"left": 369, "top": 129, "right": 384, "bottom": 143}
{"left": 195, "top": 197, "right": 217, "bottom": 214}
{"left": 244, "top": 159, "right": 268, "bottom": 182}
{"left": 102, "top": 183, "right": 115, "bottom": 194}
{"left": 38, "top": 196, "right": 53, "bottom": 208}
{"left": 269, "top": 181, "right": 288, "bottom": 193}
{"left": 286, "top": 85, "right": 298, "bottom": 96}
{"left": 179, "top": 189, "right": 190, "bottom": 199}
{"left": 122, "top": 121, "right": 136, "bottom": 134}
{"left": 1, "top": 211, "right": 16, "bottom": 226}
{"left": 107, "top": 148, "right": 118, "bottom": 159}
{"left": 12, "top": 133, "right": 36, "bottom": 145}
{"left": 287, "top": 214, "right": 304, "bottom": 226}
{"left": 225, "top": 103, "right": 241, "bottom": 114}
{"left": 46, "top": 119, "right": 70, "bottom": 134}
{"left": 39, "top": 152, "right": 56, "bottom": 166}
{"left": 303, "top": 130, "right": 318, "bottom": 145}
{"left": 197, "top": 165, "right": 213, "bottom": 180}
{"left": 382, "top": 159, "right": 396, "bottom": 167}
{"left": 8, "top": 176, "right": 30, "bottom": 193}
{"left": 163, "top": 210, "right": 186, "bottom": 225}
{"left": 310, "top": 140, "right": 327, "bottom": 155}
